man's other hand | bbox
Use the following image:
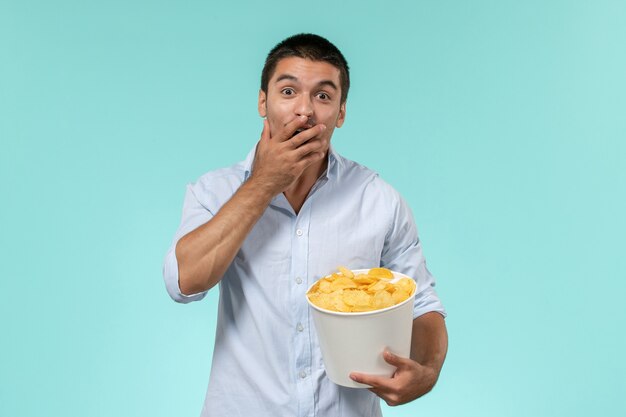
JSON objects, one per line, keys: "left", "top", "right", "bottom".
{"left": 349, "top": 351, "right": 439, "bottom": 407}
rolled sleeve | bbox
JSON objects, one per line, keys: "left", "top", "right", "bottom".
{"left": 412, "top": 276, "right": 446, "bottom": 319}
{"left": 163, "top": 245, "right": 208, "bottom": 303}
{"left": 162, "top": 184, "right": 214, "bottom": 304}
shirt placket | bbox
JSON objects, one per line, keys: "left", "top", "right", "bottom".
{"left": 292, "top": 205, "right": 314, "bottom": 417}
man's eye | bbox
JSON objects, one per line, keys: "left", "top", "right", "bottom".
{"left": 318, "top": 92, "right": 330, "bottom": 100}
{"left": 282, "top": 88, "right": 294, "bottom": 95}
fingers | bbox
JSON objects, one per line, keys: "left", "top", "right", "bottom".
{"left": 351, "top": 371, "right": 405, "bottom": 407}
{"left": 274, "top": 115, "right": 309, "bottom": 142}
{"left": 350, "top": 369, "right": 403, "bottom": 407}
{"left": 290, "top": 124, "right": 327, "bottom": 162}
{"left": 351, "top": 353, "right": 431, "bottom": 407}
{"left": 294, "top": 135, "right": 327, "bottom": 160}
{"left": 262, "top": 115, "right": 325, "bottom": 147}
{"left": 349, "top": 351, "right": 412, "bottom": 389}
{"left": 382, "top": 350, "right": 413, "bottom": 368}
{"left": 349, "top": 372, "right": 390, "bottom": 389}
{"left": 290, "top": 124, "right": 326, "bottom": 148}
{"left": 254, "top": 115, "right": 327, "bottom": 190}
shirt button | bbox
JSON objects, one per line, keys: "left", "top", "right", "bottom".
{"left": 297, "top": 323, "right": 304, "bottom": 332}
{"left": 295, "top": 277, "right": 303, "bottom": 284}
{"left": 299, "top": 370, "right": 307, "bottom": 379}
{"left": 296, "top": 229, "right": 303, "bottom": 236}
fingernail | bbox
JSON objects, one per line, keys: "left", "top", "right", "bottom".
{"left": 319, "top": 124, "right": 326, "bottom": 131}
{"left": 350, "top": 374, "right": 357, "bottom": 381}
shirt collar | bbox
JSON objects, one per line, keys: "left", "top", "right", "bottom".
{"left": 243, "top": 143, "right": 341, "bottom": 182}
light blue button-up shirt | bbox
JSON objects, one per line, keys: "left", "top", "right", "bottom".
{"left": 163, "top": 146, "right": 446, "bottom": 417}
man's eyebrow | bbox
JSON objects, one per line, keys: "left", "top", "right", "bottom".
{"left": 274, "top": 74, "right": 338, "bottom": 91}
{"left": 317, "top": 80, "right": 338, "bottom": 91}
{"left": 275, "top": 74, "right": 298, "bottom": 83}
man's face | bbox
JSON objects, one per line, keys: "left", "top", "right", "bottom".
{"left": 258, "top": 57, "right": 346, "bottom": 152}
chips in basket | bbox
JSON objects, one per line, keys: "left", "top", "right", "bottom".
{"left": 307, "top": 267, "right": 416, "bottom": 313}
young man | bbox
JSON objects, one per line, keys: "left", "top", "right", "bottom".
{"left": 163, "top": 33, "right": 447, "bottom": 417}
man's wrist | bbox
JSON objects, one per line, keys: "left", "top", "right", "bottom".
{"left": 242, "top": 175, "right": 279, "bottom": 203}
{"left": 417, "top": 362, "right": 440, "bottom": 393}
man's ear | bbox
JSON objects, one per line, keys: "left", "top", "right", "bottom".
{"left": 258, "top": 89, "right": 267, "bottom": 118}
{"left": 335, "top": 102, "right": 346, "bottom": 128}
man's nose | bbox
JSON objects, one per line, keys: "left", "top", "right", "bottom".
{"left": 295, "top": 95, "right": 314, "bottom": 118}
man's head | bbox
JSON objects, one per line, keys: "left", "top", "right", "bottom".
{"left": 261, "top": 34, "right": 350, "bottom": 104}
{"left": 258, "top": 34, "right": 350, "bottom": 156}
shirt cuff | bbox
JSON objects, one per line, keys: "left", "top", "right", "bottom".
{"left": 412, "top": 285, "right": 447, "bottom": 319}
{"left": 163, "top": 246, "right": 208, "bottom": 304}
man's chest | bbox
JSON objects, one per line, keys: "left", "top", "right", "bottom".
{"left": 236, "top": 195, "right": 390, "bottom": 280}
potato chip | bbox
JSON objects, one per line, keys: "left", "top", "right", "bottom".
{"left": 329, "top": 291, "right": 350, "bottom": 312}
{"left": 368, "top": 267, "right": 394, "bottom": 279}
{"left": 342, "top": 289, "right": 371, "bottom": 307}
{"left": 392, "top": 289, "right": 410, "bottom": 305}
{"left": 373, "top": 290, "right": 393, "bottom": 309}
{"left": 316, "top": 280, "right": 330, "bottom": 293}
{"left": 396, "top": 278, "right": 413, "bottom": 292}
{"left": 307, "top": 267, "right": 416, "bottom": 313}
{"left": 367, "top": 280, "right": 388, "bottom": 293}
{"left": 331, "top": 276, "right": 357, "bottom": 291}
{"left": 338, "top": 266, "right": 354, "bottom": 278}
{"left": 353, "top": 275, "right": 376, "bottom": 286}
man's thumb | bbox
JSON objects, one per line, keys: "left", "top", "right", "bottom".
{"left": 260, "top": 118, "right": 270, "bottom": 141}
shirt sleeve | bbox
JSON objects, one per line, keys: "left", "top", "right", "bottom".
{"left": 162, "top": 184, "right": 214, "bottom": 304}
{"left": 380, "top": 191, "right": 447, "bottom": 319}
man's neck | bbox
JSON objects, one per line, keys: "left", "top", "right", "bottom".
{"left": 283, "top": 155, "right": 328, "bottom": 215}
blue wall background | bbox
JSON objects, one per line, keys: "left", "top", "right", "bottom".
{"left": 1, "top": 1, "right": 625, "bottom": 416}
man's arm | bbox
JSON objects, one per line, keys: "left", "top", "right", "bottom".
{"left": 349, "top": 312, "right": 448, "bottom": 406}
{"left": 410, "top": 311, "right": 448, "bottom": 385}
{"left": 175, "top": 178, "right": 274, "bottom": 295}
{"left": 175, "top": 116, "right": 327, "bottom": 295}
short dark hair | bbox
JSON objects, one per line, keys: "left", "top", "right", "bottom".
{"left": 261, "top": 33, "right": 350, "bottom": 104}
